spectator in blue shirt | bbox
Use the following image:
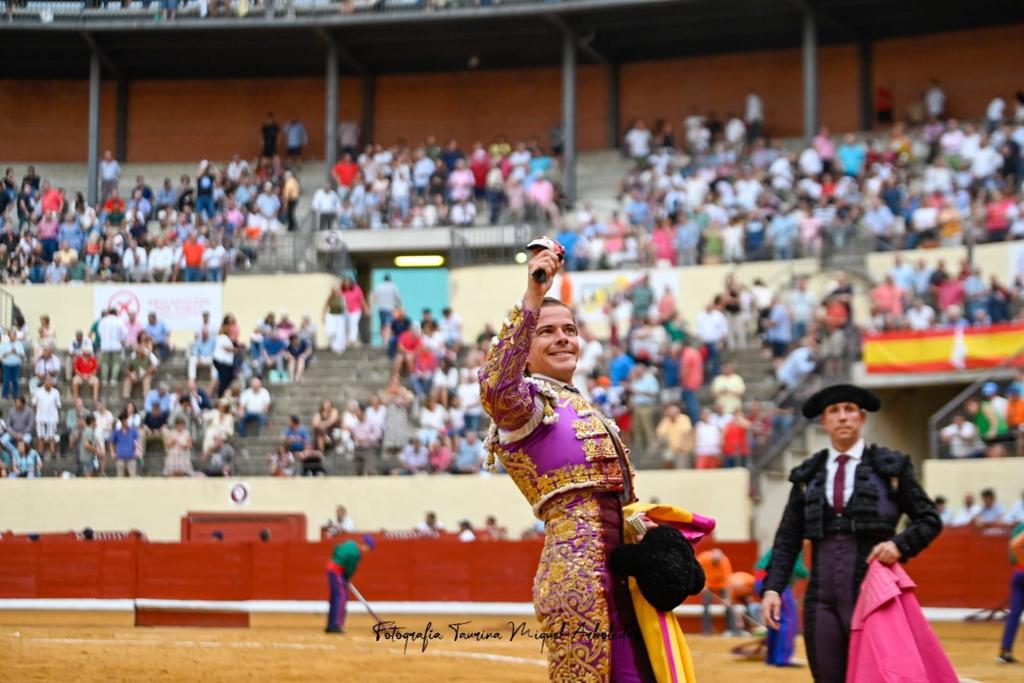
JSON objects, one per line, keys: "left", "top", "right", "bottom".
{"left": 58, "top": 214, "right": 84, "bottom": 254}
{"left": 554, "top": 226, "right": 580, "bottom": 271}
{"left": 0, "top": 329, "right": 25, "bottom": 399}
{"left": 282, "top": 415, "right": 311, "bottom": 454}
{"left": 156, "top": 178, "right": 178, "bottom": 214}
{"left": 452, "top": 431, "right": 485, "bottom": 474}
{"left": 675, "top": 217, "right": 701, "bottom": 266}
{"left": 12, "top": 438, "right": 42, "bottom": 478}
{"left": 777, "top": 337, "right": 818, "bottom": 390}
{"left": 260, "top": 334, "right": 288, "bottom": 379}
{"left": 888, "top": 254, "right": 916, "bottom": 293}
{"left": 625, "top": 190, "right": 651, "bottom": 228}
{"left": 286, "top": 334, "right": 313, "bottom": 384}
{"left": 144, "top": 383, "right": 174, "bottom": 415}
{"left": 144, "top": 312, "right": 171, "bottom": 362}
{"left": 609, "top": 347, "right": 636, "bottom": 387}
{"left": 767, "top": 210, "right": 798, "bottom": 260}
{"left": 111, "top": 422, "right": 141, "bottom": 477}
{"left": 836, "top": 134, "right": 866, "bottom": 176}
{"left": 189, "top": 329, "right": 216, "bottom": 383}
{"left": 660, "top": 343, "right": 681, "bottom": 404}
{"left": 765, "top": 297, "right": 793, "bottom": 360}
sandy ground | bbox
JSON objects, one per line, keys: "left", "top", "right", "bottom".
{"left": 0, "top": 611, "right": 1017, "bottom": 682}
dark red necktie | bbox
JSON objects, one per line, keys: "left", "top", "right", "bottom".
{"left": 833, "top": 454, "right": 851, "bottom": 514}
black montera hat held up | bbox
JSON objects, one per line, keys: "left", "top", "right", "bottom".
{"left": 802, "top": 383, "right": 881, "bottom": 419}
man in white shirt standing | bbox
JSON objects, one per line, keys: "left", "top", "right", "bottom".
{"left": 696, "top": 299, "right": 728, "bottom": 381}
{"left": 97, "top": 308, "right": 127, "bottom": 386}
{"left": 99, "top": 149, "right": 121, "bottom": 203}
{"left": 986, "top": 96, "right": 1006, "bottom": 133}
{"left": 312, "top": 182, "right": 342, "bottom": 231}
{"left": 33, "top": 375, "right": 62, "bottom": 460}
{"left": 624, "top": 119, "right": 652, "bottom": 164}
{"left": 371, "top": 275, "right": 402, "bottom": 345}
{"left": 745, "top": 90, "right": 765, "bottom": 144}
{"left": 439, "top": 307, "right": 463, "bottom": 353}
{"left": 762, "top": 384, "right": 941, "bottom": 683}
{"left": 924, "top": 78, "right": 946, "bottom": 119}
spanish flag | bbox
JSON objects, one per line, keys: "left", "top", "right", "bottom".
{"left": 863, "top": 322, "right": 1024, "bottom": 374}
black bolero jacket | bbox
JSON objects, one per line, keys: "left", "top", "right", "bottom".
{"left": 762, "top": 444, "right": 942, "bottom": 596}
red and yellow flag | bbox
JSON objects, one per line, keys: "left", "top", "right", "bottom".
{"left": 863, "top": 322, "right": 1024, "bottom": 374}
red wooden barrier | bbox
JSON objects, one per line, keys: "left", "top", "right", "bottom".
{"left": 0, "top": 529, "right": 1014, "bottom": 607}
{"left": 181, "top": 512, "right": 306, "bottom": 543}
{"left": 136, "top": 542, "right": 252, "bottom": 601}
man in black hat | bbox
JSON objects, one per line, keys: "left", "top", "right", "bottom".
{"left": 761, "top": 383, "right": 941, "bottom": 682}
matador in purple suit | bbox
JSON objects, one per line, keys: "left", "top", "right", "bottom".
{"left": 479, "top": 245, "right": 657, "bottom": 682}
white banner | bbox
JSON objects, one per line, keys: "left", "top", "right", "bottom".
{"left": 93, "top": 284, "right": 223, "bottom": 334}
{"left": 551, "top": 269, "right": 680, "bottom": 337}
{"left": 1011, "top": 241, "right": 1024, "bottom": 286}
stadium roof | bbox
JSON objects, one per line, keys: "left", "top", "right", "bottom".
{"left": 2, "top": 0, "right": 1023, "bottom": 79}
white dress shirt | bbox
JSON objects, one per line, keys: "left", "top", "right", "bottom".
{"left": 825, "top": 438, "right": 865, "bottom": 508}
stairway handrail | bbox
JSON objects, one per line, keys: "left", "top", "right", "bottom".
{"left": 926, "top": 341, "right": 1024, "bottom": 460}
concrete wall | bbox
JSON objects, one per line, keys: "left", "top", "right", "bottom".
{"left": 923, "top": 458, "right": 1024, "bottom": 514}
{"left": 450, "top": 258, "right": 821, "bottom": 342}
{"left": 3, "top": 273, "right": 339, "bottom": 349}
{"left": 0, "top": 468, "right": 752, "bottom": 542}
{"left": 2, "top": 24, "right": 1022, "bottom": 161}
{"left": 865, "top": 241, "right": 1024, "bottom": 288}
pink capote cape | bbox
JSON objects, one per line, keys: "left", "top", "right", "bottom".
{"left": 846, "top": 560, "right": 958, "bottom": 683}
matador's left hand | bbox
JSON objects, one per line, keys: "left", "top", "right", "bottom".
{"left": 867, "top": 540, "right": 902, "bottom": 566}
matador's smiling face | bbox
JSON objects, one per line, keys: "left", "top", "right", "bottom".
{"left": 527, "top": 304, "right": 579, "bottom": 384}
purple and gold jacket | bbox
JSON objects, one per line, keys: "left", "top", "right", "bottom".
{"left": 478, "top": 301, "right": 638, "bottom": 517}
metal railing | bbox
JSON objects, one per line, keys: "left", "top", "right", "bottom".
{"left": 0, "top": 288, "right": 16, "bottom": 330}
{"left": 748, "top": 327, "right": 860, "bottom": 496}
{"left": 926, "top": 342, "right": 1024, "bottom": 461}
{"left": 448, "top": 222, "right": 541, "bottom": 268}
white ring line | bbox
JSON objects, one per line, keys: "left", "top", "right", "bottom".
{"left": 347, "top": 636, "right": 546, "bottom": 666}
{"left": 14, "top": 637, "right": 338, "bottom": 651}
{"left": 10, "top": 634, "right": 546, "bottom": 664}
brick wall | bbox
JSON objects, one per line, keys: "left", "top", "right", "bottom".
{"left": 0, "top": 23, "right": 1020, "bottom": 162}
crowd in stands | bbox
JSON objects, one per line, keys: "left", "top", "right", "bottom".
{"left": 317, "top": 133, "right": 564, "bottom": 230}
{"left": 548, "top": 87, "right": 1024, "bottom": 271}
{"left": 938, "top": 370, "right": 1024, "bottom": 459}
{"left": 867, "top": 254, "right": 1024, "bottom": 332}
{"left": 0, "top": 114, "right": 313, "bottom": 285}
{"left": 936, "top": 487, "right": 1024, "bottom": 526}
{"left": 58, "top": 0, "right": 505, "bottom": 22}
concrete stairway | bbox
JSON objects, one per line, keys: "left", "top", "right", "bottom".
{"left": 574, "top": 150, "right": 633, "bottom": 218}
{"left": 36, "top": 345, "right": 394, "bottom": 478}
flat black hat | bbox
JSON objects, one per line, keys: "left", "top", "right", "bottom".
{"left": 802, "top": 383, "right": 881, "bottom": 419}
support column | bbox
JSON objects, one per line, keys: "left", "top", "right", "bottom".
{"left": 607, "top": 63, "right": 620, "bottom": 149}
{"left": 859, "top": 41, "right": 873, "bottom": 132}
{"left": 362, "top": 75, "right": 375, "bottom": 146}
{"left": 325, "top": 41, "right": 339, "bottom": 180}
{"left": 561, "top": 29, "right": 577, "bottom": 205}
{"left": 87, "top": 49, "right": 101, "bottom": 206}
{"left": 801, "top": 9, "right": 819, "bottom": 140}
{"left": 115, "top": 79, "right": 129, "bottom": 163}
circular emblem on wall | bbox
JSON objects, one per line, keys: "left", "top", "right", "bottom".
{"left": 107, "top": 290, "right": 141, "bottom": 318}
{"left": 228, "top": 482, "right": 251, "bottom": 507}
